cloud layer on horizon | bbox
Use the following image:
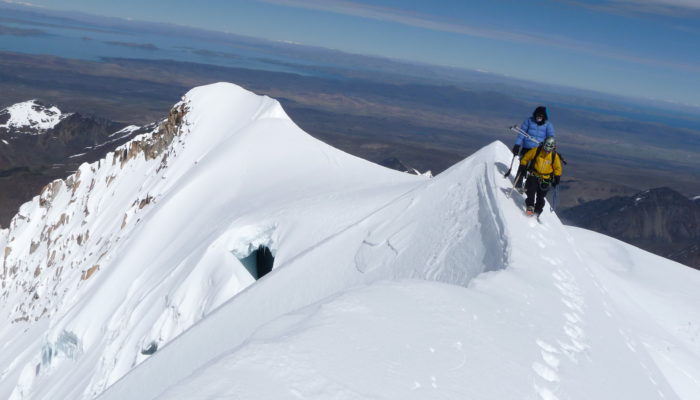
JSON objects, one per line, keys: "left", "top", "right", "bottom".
{"left": 554, "top": 0, "right": 700, "bottom": 17}
{"left": 256, "top": 0, "right": 699, "bottom": 73}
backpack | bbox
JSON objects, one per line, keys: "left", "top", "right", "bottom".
{"left": 527, "top": 144, "right": 565, "bottom": 179}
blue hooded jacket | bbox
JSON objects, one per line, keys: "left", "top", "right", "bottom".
{"left": 515, "top": 107, "right": 555, "bottom": 150}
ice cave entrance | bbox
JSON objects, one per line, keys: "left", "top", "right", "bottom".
{"left": 239, "top": 245, "right": 275, "bottom": 279}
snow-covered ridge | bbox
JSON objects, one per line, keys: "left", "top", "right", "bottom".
{"left": 0, "top": 82, "right": 423, "bottom": 399}
{"left": 0, "top": 100, "right": 71, "bottom": 133}
{"left": 0, "top": 82, "right": 698, "bottom": 400}
{"left": 102, "top": 135, "right": 700, "bottom": 400}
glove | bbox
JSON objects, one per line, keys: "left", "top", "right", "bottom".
{"left": 552, "top": 175, "right": 561, "bottom": 187}
{"left": 516, "top": 164, "right": 527, "bottom": 177}
{"left": 512, "top": 144, "right": 521, "bottom": 155}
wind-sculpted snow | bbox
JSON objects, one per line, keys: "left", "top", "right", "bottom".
{"left": 100, "top": 138, "right": 698, "bottom": 400}
{"left": 0, "top": 83, "right": 423, "bottom": 399}
{"left": 1, "top": 83, "right": 698, "bottom": 400}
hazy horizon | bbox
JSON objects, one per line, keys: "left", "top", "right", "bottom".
{"left": 1, "top": 0, "right": 698, "bottom": 110}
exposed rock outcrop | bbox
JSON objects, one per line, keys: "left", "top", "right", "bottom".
{"left": 0, "top": 101, "right": 149, "bottom": 226}
{"left": 0, "top": 100, "right": 190, "bottom": 322}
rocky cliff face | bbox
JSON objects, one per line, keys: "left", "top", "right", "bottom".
{"left": 0, "top": 101, "right": 147, "bottom": 226}
{"left": 0, "top": 100, "right": 188, "bottom": 323}
{"left": 561, "top": 187, "right": 700, "bottom": 269}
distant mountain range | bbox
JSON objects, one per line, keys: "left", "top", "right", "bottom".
{"left": 561, "top": 187, "right": 700, "bottom": 269}
{"left": 0, "top": 100, "right": 146, "bottom": 226}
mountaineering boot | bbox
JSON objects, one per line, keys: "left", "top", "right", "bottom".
{"left": 526, "top": 206, "right": 535, "bottom": 216}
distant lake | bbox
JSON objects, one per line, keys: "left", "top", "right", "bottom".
{"left": 0, "top": 13, "right": 340, "bottom": 79}
{"left": 2, "top": 6, "right": 699, "bottom": 131}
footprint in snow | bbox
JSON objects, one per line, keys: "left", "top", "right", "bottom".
{"left": 541, "top": 351, "right": 560, "bottom": 369}
{"left": 564, "top": 324, "right": 585, "bottom": 341}
{"left": 536, "top": 340, "right": 559, "bottom": 354}
{"left": 564, "top": 312, "right": 582, "bottom": 324}
{"left": 534, "top": 383, "right": 560, "bottom": 400}
{"left": 532, "top": 361, "right": 560, "bottom": 382}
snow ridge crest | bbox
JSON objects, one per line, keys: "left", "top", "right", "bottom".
{"left": 0, "top": 82, "right": 292, "bottom": 325}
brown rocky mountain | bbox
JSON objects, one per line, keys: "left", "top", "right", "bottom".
{"left": 561, "top": 187, "right": 700, "bottom": 269}
{"left": 0, "top": 100, "right": 148, "bottom": 226}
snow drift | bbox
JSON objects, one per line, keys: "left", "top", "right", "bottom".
{"left": 0, "top": 83, "right": 698, "bottom": 400}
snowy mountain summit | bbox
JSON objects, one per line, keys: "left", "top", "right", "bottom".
{"left": 1, "top": 83, "right": 698, "bottom": 400}
{"left": 0, "top": 100, "right": 70, "bottom": 134}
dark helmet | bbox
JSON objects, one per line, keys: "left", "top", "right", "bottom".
{"left": 543, "top": 136, "right": 556, "bottom": 152}
{"left": 533, "top": 106, "right": 548, "bottom": 125}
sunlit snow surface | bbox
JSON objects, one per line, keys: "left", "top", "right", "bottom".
{"left": 0, "top": 83, "right": 698, "bottom": 400}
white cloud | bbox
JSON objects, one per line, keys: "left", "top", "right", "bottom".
{"left": 615, "top": 0, "right": 700, "bottom": 16}
{"left": 1, "top": 0, "right": 41, "bottom": 7}
{"left": 257, "top": 0, "right": 538, "bottom": 43}
{"left": 555, "top": 0, "right": 700, "bottom": 17}
{"left": 256, "top": 0, "right": 700, "bottom": 73}
{"left": 621, "top": 0, "right": 700, "bottom": 10}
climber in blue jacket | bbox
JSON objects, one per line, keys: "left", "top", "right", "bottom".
{"left": 512, "top": 106, "right": 555, "bottom": 190}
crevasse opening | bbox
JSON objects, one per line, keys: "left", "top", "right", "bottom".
{"left": 237, "top": 245, "right": 275, "bottom": 279}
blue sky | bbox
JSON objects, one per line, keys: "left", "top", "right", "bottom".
{"left": 6, "top": 0, "right": 700, "bottom": 107}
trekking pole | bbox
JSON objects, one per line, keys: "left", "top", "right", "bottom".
{"left": 504, "top": 154, "right": 517, "bottom": 177}
{"left": 547, "top": 183, "right": 560, "bottom": 213}
{"left": 507, "top": 169, "right": 522, "bottom": 199}
{"left": 505, "top": 125, "right": 540, "bottom": 178}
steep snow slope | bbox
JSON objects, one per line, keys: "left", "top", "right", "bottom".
{"left": 1, "top": 82, "right": 697, "bottom": 400}
{"left": 100, "top": 140, "right": 512, "bottom": 400}
{"left": 100, "top": 138, "right": 698, "bottom": 400}
{"left": 0, "top": 83, "right": 424, "bottom": 400}
{"left": 569, "top": 227, "right": 700, "bottom": 399}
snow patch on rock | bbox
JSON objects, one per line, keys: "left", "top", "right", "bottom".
{"left": 0, "top": 101, "right": 70, "bottom": 133}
